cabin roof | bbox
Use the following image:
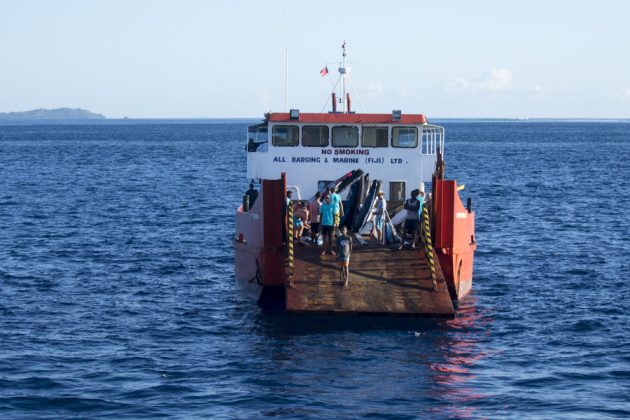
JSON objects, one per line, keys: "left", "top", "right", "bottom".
{"left": 266, "top": 112, "right": 427, "bottom": 125}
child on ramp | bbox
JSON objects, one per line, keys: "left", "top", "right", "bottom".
{"left": 336, "top": 226, "right": 353, "bottom": 287}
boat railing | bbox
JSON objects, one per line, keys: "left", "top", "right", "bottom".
{"left": 422, "top": 124, "right": 444, "bottom": 156}
{"left": 287, "top": 185, "right": 302, "bottom": 200}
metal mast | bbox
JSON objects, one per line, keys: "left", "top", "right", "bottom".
{"left": 338, "top": 41, "right": 350, "bottom": 113}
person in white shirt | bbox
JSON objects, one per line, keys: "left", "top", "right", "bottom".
{"left": 374, "top": 191, "right": 387, "bottom": 243}
{"left": 308, "top": 192, "right": 322, "bottom": 243}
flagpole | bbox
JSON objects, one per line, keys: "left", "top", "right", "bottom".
{"left": 341, "top": 41, "right": 346, "bottom": 113}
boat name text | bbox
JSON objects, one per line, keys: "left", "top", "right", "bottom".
{"left": 320, "top": 148, "right": 370, "bottom": 155}
{"left": 271, "top": 156, "right": 405, "bottom": 165}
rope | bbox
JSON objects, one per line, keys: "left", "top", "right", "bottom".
{"left": 421, "top": 204, "right": 438, "bottom": 292}
{"left": 287, "top": 203, "right": 294, "bottom": 286}
{"left": 348, "top": 77, "right": 366, "bottom": 113}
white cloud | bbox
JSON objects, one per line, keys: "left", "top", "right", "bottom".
{"left": 445, "top": 76, "right": 470, "bottom": 94}
{"left": 618, "top": 87, "right": 630, "bottom": 99}
{"left": 361, "top": 80, "right": 383, "bottom": 95}
{"left": 528, "top": 85, "right": 551, "bottom": 98}
{"left": 445, "top": 68, "right": 513, "bottom": 94}
{"left": 481, "top": 68, "right": 513, "bottom": 92}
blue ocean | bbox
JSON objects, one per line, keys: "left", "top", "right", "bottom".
{"left": 1, "top": 120, "right": 628, "bottom": 418}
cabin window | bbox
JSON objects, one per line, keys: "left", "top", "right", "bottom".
{"left": 390, "top": 181, "right": 405, "bottom": 202}
{"left": 392, "top": 127, "right": 418, "bottom": 148}
{"left": 332, "top": 126, "right": 359, "bottom": 147}
{"left": 272, "top": 125, "right": 299, "bottom": 147}
{"left": 247, "top": 123, "right": 268, "bottom": 152}
{"left": 362, "top": 126, "right": 388, "bottom": 148}
{"left": 302, "top": 126, "right": 329, "bottom": 147}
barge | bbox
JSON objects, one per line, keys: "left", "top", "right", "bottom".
{"left": 234, "top": 44, "right": 476, "bottom": 317}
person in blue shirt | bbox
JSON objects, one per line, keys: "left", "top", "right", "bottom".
{"left": 328, "top": 187, "right": 344, "bottom": 229}
{"left": 417, "top": 190, "right": 425, "bottom": 244}
{"left": 320, "top": 195, "right": 336, "bottom": 255}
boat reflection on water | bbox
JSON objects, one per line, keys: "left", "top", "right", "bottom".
{"left": 245, "top": 294, "right": 493, "bottom": 417}
{"left": 426, "top": 296, "right": 492, "bottom": 418}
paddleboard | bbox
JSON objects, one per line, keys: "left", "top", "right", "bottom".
{"left": 390, "top": 209, "right": 407, "bottom": 226}
{"left": 358, "top": 219, "right": 374, "bottom": 236}
{"left": 352, "top": 179, "right": 380, "bottom": 232}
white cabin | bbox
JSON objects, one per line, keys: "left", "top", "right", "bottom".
{"left": 246, "top": 110, "right": 444, "bottom": 201}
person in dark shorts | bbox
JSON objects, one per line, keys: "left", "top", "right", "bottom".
{"left": 399, "top": 189, "right": 421, "bottom": 249}
{"left": 308, "top": 192, "right": 321, "bottom": 243}
{"left": 336, "top": 226, "right": 353, "bottom": 286}
{"left": 417, "top": 190, "right": 425, "bottom": 245}
{"left": 320, "top": 195, "right": 335, "bottom": 255}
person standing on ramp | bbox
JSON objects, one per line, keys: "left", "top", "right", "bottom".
{"left": 336, "top": 226, "right": 353, "bottom": 287}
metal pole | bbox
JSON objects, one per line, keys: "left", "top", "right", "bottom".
{"left": 341, "top": 41, "right": 346, "bottom": 113}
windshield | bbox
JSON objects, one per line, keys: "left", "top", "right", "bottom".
{"left": 247, "top": 123, "right": 268, "bottom": 152}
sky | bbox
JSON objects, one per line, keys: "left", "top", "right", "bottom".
{"left": 1, "top": 0, "right": 629, "bottom": 118}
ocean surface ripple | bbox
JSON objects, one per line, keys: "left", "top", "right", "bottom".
{"left": 0, "top": 121, "right": 629, "bottom": 418}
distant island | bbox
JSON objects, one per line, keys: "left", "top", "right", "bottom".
{"left": 0, "top": 108, "right": 106, "bottom": 120}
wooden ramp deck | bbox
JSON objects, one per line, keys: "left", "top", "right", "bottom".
{"left": 286, "top": 239, "right": 455, "bottom": 317}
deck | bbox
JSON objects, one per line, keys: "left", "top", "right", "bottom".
{"left": 286, "top": 237, "right": 455, "bottom": 316}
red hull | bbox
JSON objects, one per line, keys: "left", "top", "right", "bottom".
{"left": 235, "top": 171, "right": 475, "bottom": 314}
{"left": 432, "top": 179, "right": 476, "bottom": 301}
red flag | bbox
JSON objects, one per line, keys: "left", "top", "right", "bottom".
{"left": 320, "top": 66, "right": 328, "bottom": 77}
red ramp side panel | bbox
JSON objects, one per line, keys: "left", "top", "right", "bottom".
{"left": 261, "top": 178, "right": 286, "bottom": 286}
{"left": 433, "top": 180, "right": 476, "bottom": 301}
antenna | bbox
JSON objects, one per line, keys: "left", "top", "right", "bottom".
{"left": 338, "top": 41, "right": 349, "bottom": 113}
{"left": 323, "top": 41, "right": 365, "bottom": 114}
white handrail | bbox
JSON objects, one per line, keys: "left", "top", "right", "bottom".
{"left": 421, "top": 124, "right": 444, "bottom": 156}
